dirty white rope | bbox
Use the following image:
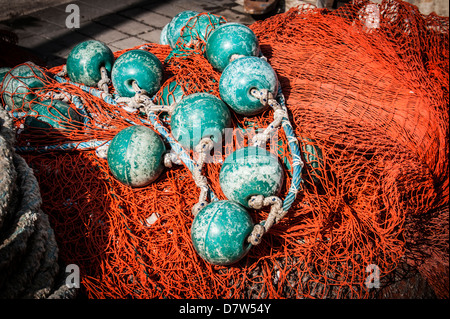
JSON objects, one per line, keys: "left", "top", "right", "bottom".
{"left": 97, "top": 66, "right": 111, "bottom": 94}
{"left": 191, "top": 137, "right": 214, "bottom": 216}
{"left": 250, "top": 88, "right": 287, "bottom": 147}
{"left": 247, "top": 195, "right": 286, "bottom": 245}
{"left": 116, "top": 81, "right": 177, "bottom": 114}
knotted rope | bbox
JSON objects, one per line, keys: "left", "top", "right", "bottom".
{"left": 247, "top": 195, "right": 285, "bottom": 245}
{"left": 191, "top": 137, "right": 214, "bottom": 216}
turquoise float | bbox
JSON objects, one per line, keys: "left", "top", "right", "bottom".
{"left": 219, "top": 146, "right": 283, "bottom": 208}
{"left": 191, "top": 200, "right": 254, "bottom": 265}
{"left": 166, "top": 10, "right": 198, "bottom": 48}
{"left": 24, "top": 99, "right": 83, "bottom": 130}
{"left": 219, "top": 56, "right": 278, "bottom": 116}
{"left": 107, "top": 125, "right": 166, "bottom": 187}
{"left": 0, "top": 67, "right": 11, "bottom": 84}
{"left": 181, "top": 13, "right": 225, "bottom": 47}
{"left": 157, "top": 78, "right": 187, "bottom": 106}
{"left": 205, "top": 23, "right": 260, "bottom": 72}
{"left": 111, "top": 50, "right": 163, "bottom": 98}
{"left": 170, "top": 93, "right": 231, "bottom": 150}
{"left": 66, "top": 40, "right": 114, "bottom": 87}
{"left": 1, "top": 63, "right": 46, "bottom": 111}
{"left": 160, "top": 23, "right": 170, "bottom": 45}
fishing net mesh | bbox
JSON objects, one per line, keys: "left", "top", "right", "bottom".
{"left": 1, "top": 0, "right": 448, "bottom": 298}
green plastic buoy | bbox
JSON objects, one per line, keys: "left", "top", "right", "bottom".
{"left": 219, "top": 146, "right": 284, "bottom": 208}
{"left": 0, "top": 67, "right": 11, "bottom": 84}
{"left": 166, "top": 10, "right": 198, "bottom": 48}
{"left": 191, "top": 200, "right": 254, "bottom": 265}
{"left": 219, "top": 56, "right": 278, "bottom": 116}
{"left": 157, "top": 78, "right": 187, "bottom": 106}
{"left": 66, "top": 40, "right": 114, "bottom": 87}
{"left": 1, "top": 63, "right": 46, "bottom": 111}
{"left": 181, "top": 13, "right": 225, "bottom": 47}
{"left": 170, "top": 93, "right": 231, "bottom": 150}
{"left": 111, "top": 50, "right": 163, "bottom": 98}
{"left": 205, "top": 23, "right": 260, "bottom": 72}
{"left": 107, "top": 125, "right": 166, "bottom": 187}
{"left": 24, "top": 99, "right": 83, "bottom": 130}
{"left": 160, "top": 23, "right": 170, "bottom": 45}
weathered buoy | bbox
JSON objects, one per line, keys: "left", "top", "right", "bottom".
{"left": 219, "top": 146, "right": 283, "bottom": 208}
{"left": 205, "top": 23, "right": 260, "bottom": 72}
{"left": 181, "top": 13, "right": 225, "bottom": 47}
{"left": 160, "top": 23, "right": 170, "bottom": 45}
{"left": 0, "top": 67, "right": 11, "bottom": 84}
{"left": 157, "top": 78, "right": 187, "bottom": 106}
{"left": 1, "top": 63, "right": 46, "bottom": 111}
{"left": 191, "top": 200, "right": 254, "bottom": 265}
{"left": 111, "top": 50, "right": 163, "bottom": 98}
{"left": 166, "top": 10, "right": 198, "bottom": 48}
{"left": 24, "top": 99, "right": 83, "bottom": 130}
{"left": 219, "top": 56, "right": 278, "bottom": 116}
{"left": 170, "top": 93, "right": 231, "bottom": 149}
{"left": 66, "top": 40, "right": 114, "bottom": 87}
{"left": 107, "top": 125, "right": 166, "bottom": 187}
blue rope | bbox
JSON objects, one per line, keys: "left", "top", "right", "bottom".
{"left": 276, "top": 86, "right": 303, "bottom": 212}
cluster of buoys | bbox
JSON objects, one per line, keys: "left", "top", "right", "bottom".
{"left": 0, "top": 10, "right": 322, "bottom": 267}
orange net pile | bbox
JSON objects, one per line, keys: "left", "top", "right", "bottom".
{"left": 2, "top": 0, "right": 448, "bottom": 298}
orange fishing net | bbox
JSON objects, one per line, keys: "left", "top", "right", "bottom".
{"left": 2, "top": 0, "right": 448, "bottom": 298}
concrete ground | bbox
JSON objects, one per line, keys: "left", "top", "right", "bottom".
{"left": 0, "top": 0, "right": 318, "bottom": 68}
{"left": 0, "top": 0, "right": 447, "bottom": 68}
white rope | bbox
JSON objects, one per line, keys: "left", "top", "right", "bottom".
{"left": 43, "top": 90, "right": 72, "bottom": 103}
{"left": 95, "top": 142, "right": 109, "bottom": 159}
{"left": 191, "top": 137, "right": 214, "bottom": 216}
{"left": 97, "top": 66, "right": 111, "bottom": 95}
{"left": 250, "top": 88, "right": 287, "bottom": 147}
{"left": 247, "top": 195, "right": 285, "bottom": 245}
{"left": 56, "top": 65, "right": 67, "bottom": 77}
{"left": 163, "top": 150, "right": 183, "bottom": 168}
{"left": 116, "top": 81, "right": 176, "bottom": 115}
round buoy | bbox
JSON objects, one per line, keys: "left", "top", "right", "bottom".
{"left": 191, "top": 200, "right": 254, "bottom": 265}
{"left": 66, "top": 40, "right": 114, "bottom": 87}
{"left": 219, "top": 56, "right": 278, "bottom": 116}
{"left": 170, "top": 93, "right": 231, "bottom": 150}
{"left": 166, "top": 10, "right": 198, "bottom": 48}
{"left": 1, "top": 63, "right": 46, "bottom": 111}
{"left": 160, "top": 23, "right": 170, "bottom": 45}
{"left": 205, "top": 23, "right": 260, "bottom": 72}
{"left": 111, "top": 50, "right": 163, "bottom": 98}
{"left": 157, "top": 78, "right": 187, "bottom": 106}
{"left": 0, "top": 67, "right": 11, "bottom": 84}
{"left": 219, "top": 146, "right": 283, "bottom": 208}
{"left": 181, "top": 13, "right": 225, "bottom": 47}
{"left": 24, "top": 99, "right": 83, "bottom": 130}
{"left": 107, "top": 125, "right": 166, "bottom": 187}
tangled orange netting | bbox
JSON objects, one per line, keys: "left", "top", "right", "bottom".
{"left": 2, "top": 0, "right": 448, "bottom": 298}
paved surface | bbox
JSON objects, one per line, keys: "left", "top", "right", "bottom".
{"left": 0, "top": 0, "right": 295, "bottom": 67}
